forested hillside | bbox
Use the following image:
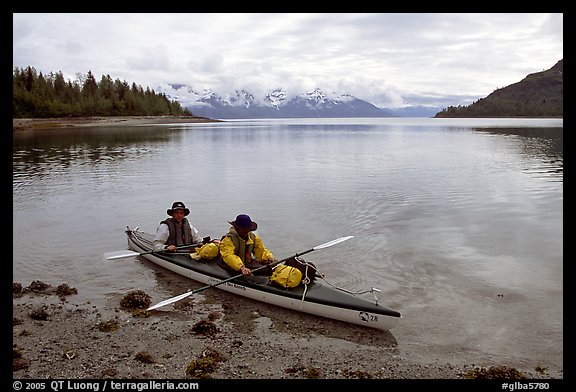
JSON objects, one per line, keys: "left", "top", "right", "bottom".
{"left": 13, "top": 66, "right": 192, "bottom": 118}
{"left": 435, "top": 59, "right": 563, "bottom": 118}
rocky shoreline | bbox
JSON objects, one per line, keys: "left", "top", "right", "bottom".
{"left": 12, "top": 281, "right": 562, "bottom": 381}
{"left": 13, "top": 116, "right": 220, "bottom": 132}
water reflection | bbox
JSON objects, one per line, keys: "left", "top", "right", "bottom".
{"left": 474, "top": 127, "right": 563, "bottom": 181}
{"left": 13, "top": 126, "right": 185, "bottom": 178}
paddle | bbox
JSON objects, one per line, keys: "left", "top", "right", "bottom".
{"left": 104, "top": 243, "right": 202, "bottom": 260}
{"left": 146, "top": 235, "right": 354, "bottom": 311}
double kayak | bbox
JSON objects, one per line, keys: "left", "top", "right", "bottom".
{"left": 124, "top": 227, "right": 401, "bottom": 330}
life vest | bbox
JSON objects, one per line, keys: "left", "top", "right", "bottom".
{"left": 223, "top": 231, "right": 255, "bottom": 263}
{"left": 161, "top": 218, "right": 193, "bottom": 246}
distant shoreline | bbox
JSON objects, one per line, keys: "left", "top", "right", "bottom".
{"left": 13, "top": 115, "right": 221, "bottom": 132}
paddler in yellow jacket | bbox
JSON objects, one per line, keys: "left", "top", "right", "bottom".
{"left": 219, "top": 214, "right": 276, "bottom": 276}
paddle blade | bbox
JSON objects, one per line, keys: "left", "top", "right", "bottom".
{"left": 147, "top": 291, "right": 194, "bottom": 311}
{"left": 313, "top": 235, "right": 354, "bottom": 250}
{"left": 103, "top": 250, "right": 140, "bottom": 260}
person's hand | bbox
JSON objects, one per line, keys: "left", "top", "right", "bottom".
{"left": 239, "top": 265, "right": 253, "bottom": 276}
{"left": 166, "top": 245, "right": 176, "bottom": 251}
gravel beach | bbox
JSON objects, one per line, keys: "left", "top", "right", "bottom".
{"left": 12, "top": 280, "right": 562, "bottom": 382}
{"left": 11, "top": 281, "right": 435, "bottom": 379}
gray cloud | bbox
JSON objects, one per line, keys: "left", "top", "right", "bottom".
{"left": 13, "top": 13, "right": 563, "bottom": 109}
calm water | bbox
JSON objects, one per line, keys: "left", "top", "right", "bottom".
{"left": 13, "top": 117, "right": 563, "bottom": 372}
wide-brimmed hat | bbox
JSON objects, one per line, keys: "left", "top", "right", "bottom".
{"left": 229, "top": 214, "right": 258, "bottom": 231}
{"left": 167, "top": 201, "right": 190, "bottom": 216}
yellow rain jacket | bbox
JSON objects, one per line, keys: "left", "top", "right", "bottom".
{"left": 219, "top": 227, "right": 275, "bottom": 271}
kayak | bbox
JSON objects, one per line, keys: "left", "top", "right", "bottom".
{"left": 124, "top": 227, "right": 401, "bottom": 330}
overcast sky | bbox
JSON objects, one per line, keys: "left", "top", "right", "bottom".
{"left": 13, "top": 13, "right": 563, "bottom": 108}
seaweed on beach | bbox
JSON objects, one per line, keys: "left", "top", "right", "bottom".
{"left": 305, "top": 367, "right": 322, "bottom": 379}
{"left": 284, "top": 364, "right": 323, "bottom": 379}
{"left": 97, "top": 320, "right": 120, "bottom": 332}
{"left": 27, "top": 280, "right": 50, "bottom": 292}
{"left": 119, "top": 290, "right": 151, "bottom": 310}
{"left": 135, "top": 351, "right": 155, "bottom": 364}
{"left": 13, "top": 348, "right": 31, "bottom": 371}
{"left": 29, "top": 307, "right": 49, "bottom": 321}
{"left": 185, "top": 348, "right": 224, "bottom": 379}
{"left": 13, "top": 281, "right": 77, "bottom": 300}
{"left": 464, "top": 365, "right": 526, "bottom": 379}
{"left": 56, "top": 283, "right": 78, "bottom": 297}
{"left": 341, "top": 369, "right": 375, "bottom": 379}
{"left": 191, "top": 319, "right": 220, "bottom": 337}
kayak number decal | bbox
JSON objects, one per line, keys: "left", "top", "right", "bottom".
{"left": 359, "top": 312, "right": 378, "bottom": 323}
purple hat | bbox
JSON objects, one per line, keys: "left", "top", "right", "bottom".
{"left": 167, "top": 201, "right": 190, "bottom": 216}
{"left": 229, "top": 214, "right": 258, "bottom": 231}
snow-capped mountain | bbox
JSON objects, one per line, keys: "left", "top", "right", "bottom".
{"left": 263, "top": 88, "right": 287, "bottom": 109}
{"left": 157, "top": 84, "right": 398, "bottom": 119}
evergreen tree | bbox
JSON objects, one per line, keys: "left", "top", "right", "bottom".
{"left": 13, "top": 67, "right": 191, "bottom": 118}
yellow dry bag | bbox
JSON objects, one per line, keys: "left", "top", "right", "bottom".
{"left": 191, "top": 243, "right": 219, "bottom": 260}
{"left": 269, "top": 265, "right": 303, "bottom": 288}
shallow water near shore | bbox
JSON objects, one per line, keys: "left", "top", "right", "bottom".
{"left": 13, "top": 117, "right": 563, "bottom": 375}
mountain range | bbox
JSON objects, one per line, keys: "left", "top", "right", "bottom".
{"left": 158, "top": 59, "right": 562, "bottom": 119}
{"left": 157, "top": 85, "right": 442, "bottom": 118}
